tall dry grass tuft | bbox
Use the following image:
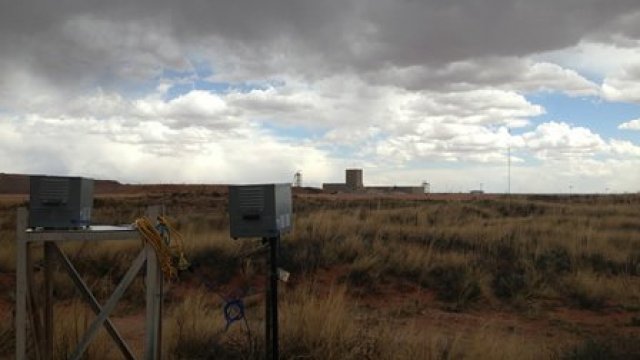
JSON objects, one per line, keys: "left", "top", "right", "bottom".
{"left": 53, "top": 301, "right": 113, "bottom": 359}
{"left": 163, "top": 288, "right": 256, "bottom": 359}
{"left": 0, "top": 314, "right": 14, "bottom": 357}
{"left": 0, "top": 238, "right": 16, "bottom": 272}
{"left": 280, "top": 285, "right": 560, "bottom": 359}
{"left": 279, "top": 285, "right": 364, "bottom": 359}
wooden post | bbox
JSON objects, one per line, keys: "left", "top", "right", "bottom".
{"left": 15, "top": 207, "right": 27, "bottom": 360}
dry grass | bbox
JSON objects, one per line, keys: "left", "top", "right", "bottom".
{"left": 52, "top": 301, "right": 113, "bottom": 359}
{"left": 1, "top": 193, "right": 639, "bottom": 359}
{"left": 0, "top": 315, "right": 13, "bottom": 357}
{"left": 163, "top": 289, "right": 242, "bottom": 359}
{"left": 162, "top": 285, "right": 560, "bottom": 360}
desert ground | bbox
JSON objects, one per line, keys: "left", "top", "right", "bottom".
{"left": 0, "top": 188, "right": 639, "bottom": 359}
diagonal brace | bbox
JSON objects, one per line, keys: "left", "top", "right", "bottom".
{"left": 70, "top": 249, "right": 147, "bottom": 360}
{"left": 52, "top": 244, "right": 137, "bottom": 360}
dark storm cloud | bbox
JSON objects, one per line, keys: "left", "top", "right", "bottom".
{"left": 1, "top": 0, "right": 639, "bottom": 96}
{"left": 359, "top": 0, "right": 639, "bottom": 66}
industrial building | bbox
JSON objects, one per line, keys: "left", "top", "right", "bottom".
{"left": 322, "top": 169, "right": 426, "bottom": 194}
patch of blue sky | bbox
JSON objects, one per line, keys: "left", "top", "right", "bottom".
{"left": 526, "top": 92, "right": 640, "bottom": 142}
{"left": 327, "top": 145, "right": 365, "bottom": 159}
{"left": 160, "top": 59, "right": 281, "bottom": 100}
{"left": 163, "top": 76, "right": 272, "bottom": 101}
{"left": 163, "top": 80, "right": 231, "bottom": 100}
{"left": 575, "top": 72, "right": 604, "bottom": 85}
{"left": 260, "top": 121, "right": 323, "bottom": 140}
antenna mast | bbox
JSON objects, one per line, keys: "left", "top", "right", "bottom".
{"left": 507, "top": 127, "right": 511, "bottom": 195}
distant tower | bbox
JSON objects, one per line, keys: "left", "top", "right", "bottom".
{"left": 422, "top": 181, "right": 430, "bottom": 194}
{"left": 293, "top": 171, "right": 302, "bottom": 188}
{"left": 345, "top": 169, "right": 363, "bottom": 190}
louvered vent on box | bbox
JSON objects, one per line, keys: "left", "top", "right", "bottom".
{"left": 29, "top": 176, "right": 94, "bottom": 229}
{"left": 229, "top": 184, "right": 292, "bottom": 239}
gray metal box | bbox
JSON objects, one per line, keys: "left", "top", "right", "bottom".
{"left": 229, "top": 183, "right": 292, "bottom": 239}
{"left": 29, "top": 176, "right": 94, "bottom": 229}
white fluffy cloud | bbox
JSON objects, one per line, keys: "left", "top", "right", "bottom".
{"left": 521, "top": 122, "right": 607, "bottom": 160}
{"left": 1, "top": 1, "right": 640, "bottom": 192}
{"left": 0, "top": 112, "right": 331, "bottom": 184}
{"left": 619, "top": 118, "right": 640, "bottom": 130}
{"left": 603, "top": 64, "right": 640, "bottom": 102}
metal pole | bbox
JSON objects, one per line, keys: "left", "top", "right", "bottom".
{"left": 269, "top": 236, "right": 279, "bottom": 360}
{"left": 508, "top": 134, "right": 511, "bottom": 195}
{"left": 16, "top": 208, "right": 27, "bottom": 360}
{"left": 145, "top": 205, "right": 162, "bottom": 360}
{"left": 263, "top": 237, "right": 271, "bottom": 358}
{"left": 43, "top": 242, "right": 54, "bottom": 359}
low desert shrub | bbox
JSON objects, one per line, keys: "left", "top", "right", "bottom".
{"left": 344, "top": 255, "right": 384, "bottom": 292}
{"left": 561, "top": 275, "right": 607, "bottom": 310}
{"left": 536, "top": 246, "right": 572, "bottom": 277}
{"left": 423, "top": 264, "right": 482, "bottom": 310}
{"left": 491, "top": 244, "right": 531, "bottom": 300}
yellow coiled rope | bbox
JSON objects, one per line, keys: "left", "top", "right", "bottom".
{"left": 135, "top": 215, "right": 190, "bottom": 280}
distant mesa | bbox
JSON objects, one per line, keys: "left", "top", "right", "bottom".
{"left": 2, "top": 170, "right": 427, "bottom": 196}
{"left": 0, "top": 173, "right": 124, "bottom": 194}
{"left": 0, "top": 173, "right": 228, "bottom": 195}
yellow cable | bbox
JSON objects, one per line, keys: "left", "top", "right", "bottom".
{"left": 157, "top": 215, "right": 190, "bottom": 271}
{"left": 135, "top": 216, "right": 189, "bottom": 280}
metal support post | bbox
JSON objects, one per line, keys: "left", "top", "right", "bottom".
{"left": 15, "top": 205, "right": 164, "bottom": 360}
{"left": 264, "top": 235, "right": 280, "bottom": 360}
{"left": 43, "top": 241, "right": 54, "bottom": 359}
{"left": 15, "top": 208, "right": 27, "bottom": 360}
{"left": 145, "top": 205, "right": 163, "bottom": 360}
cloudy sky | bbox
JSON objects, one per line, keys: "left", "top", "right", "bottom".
{"left": 1, "top": 1, "right": 640, "bottom": 193}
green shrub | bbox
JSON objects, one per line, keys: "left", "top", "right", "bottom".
{"left": 491, "top": 244, "right": 531, "bottom": 300}
{"left": 562, "top": 279, "right": 607, "bottom": 310}
{"left": 536, "top": 247, "right": 572, "bottom": 276}
{"left": 344, "top": 255, "right": 383, "bottom": 293}
{"left": 423, "top": 264, "right": 481, "bottom": 310}
{"left": 584, "top": 253, "right": 623, "bottom": 275}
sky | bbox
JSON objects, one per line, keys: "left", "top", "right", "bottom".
{"left": 1, "top": 1, "right": 639, "bottom": 193}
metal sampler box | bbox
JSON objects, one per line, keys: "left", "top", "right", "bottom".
{"left": 229, "top": 183, "right": 292, "bottom": 239}
{"left": 29, "top": 175, "right": 94, "bottom": 229}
